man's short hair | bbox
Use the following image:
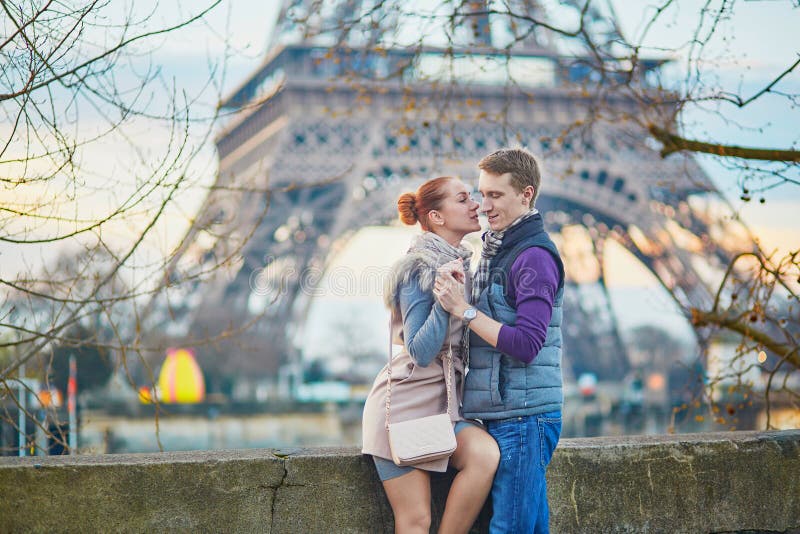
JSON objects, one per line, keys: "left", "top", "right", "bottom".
{"left": 478, "top": 148, "right": 542, "bottom": 208}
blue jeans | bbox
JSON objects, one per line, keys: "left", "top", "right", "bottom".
{"left": 485, "top": 411, "right": 562, "bottom": 534}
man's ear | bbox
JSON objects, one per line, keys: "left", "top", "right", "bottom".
{"left": 522, "top": 185, "right": 534, "bottom": 206}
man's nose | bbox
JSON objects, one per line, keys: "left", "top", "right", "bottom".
{"left": 481, "top": 198, "right": 491, "bottom": 212}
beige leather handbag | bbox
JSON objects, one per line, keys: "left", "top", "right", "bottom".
{"left": 385, "top": 326, "right": 457, "bottom": 466}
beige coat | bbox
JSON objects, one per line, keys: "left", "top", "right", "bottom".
{"left": 361, "top": 276, "right": 470, "bottom": 473}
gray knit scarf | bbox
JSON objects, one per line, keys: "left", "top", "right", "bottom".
{"left": 408, "top": 231, "right": 473, "bottom": 273}
{"left": 471, "top": 209, "right": 539, "bottom": 304}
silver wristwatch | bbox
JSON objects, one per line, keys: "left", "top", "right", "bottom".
{"left": 462, "top": 306, "right": 478, "bottom": 324}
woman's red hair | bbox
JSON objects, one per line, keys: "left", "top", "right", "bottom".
{"left": 396, "top": 176, "right": 454, "bottom": 231}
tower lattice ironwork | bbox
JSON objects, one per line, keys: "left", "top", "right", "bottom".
{"left": 152, "top": 1, "right": 747, "bottom": 387}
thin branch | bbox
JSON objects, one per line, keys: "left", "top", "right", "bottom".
{"left": 718, "top": 55, "right": 800, "bottom": 108}
{"left": 0, "top": 1, "right": 222, "bottom": 102}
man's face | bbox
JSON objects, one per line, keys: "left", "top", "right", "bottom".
{"left": 478, "top": 170, "right": 533, "bottom": 231}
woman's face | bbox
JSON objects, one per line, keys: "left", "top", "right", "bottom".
{"left": 429, "top": 178, "right": 481, "bottom": 238}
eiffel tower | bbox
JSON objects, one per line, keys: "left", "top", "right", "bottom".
{"left": 156, "top": 1, "right": 740, "bottom": 388}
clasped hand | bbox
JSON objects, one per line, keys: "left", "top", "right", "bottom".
{"left": 434, "top": 259, "right": 468, "bottom": 316}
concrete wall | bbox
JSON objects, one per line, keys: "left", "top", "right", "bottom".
{"left": 1, "top": 430, "right": 798, "bottom": 533}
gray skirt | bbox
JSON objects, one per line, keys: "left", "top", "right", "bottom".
{"left": 371, "top": 420, "right": 482, "bottom": 481}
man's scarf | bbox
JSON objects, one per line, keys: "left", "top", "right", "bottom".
{"left": 471, "top": 209, "right": 539, "bottom": 304}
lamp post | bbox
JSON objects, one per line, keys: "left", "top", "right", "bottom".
{"left": 68, "top": 355, "right": 77, "bottom": 453}
{"left": 18, "top": 363, "right": 26, "bottom": 456}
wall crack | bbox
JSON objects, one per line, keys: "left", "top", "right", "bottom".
{"left": 268, "top": 454, "right": 289, "bottom": 534}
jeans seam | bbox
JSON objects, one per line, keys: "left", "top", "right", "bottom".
{"left": 538, "top": 419, "right": 546, "bottom": 468}
{"left": 513, "top": 424, "right": 521, "bottom": 534}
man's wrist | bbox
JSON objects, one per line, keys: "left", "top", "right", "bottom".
{"left": 449, "top": 303, "right": 465, "bottom": 318}
{"left": 461, "top": 306, "right": 478, "bottom": 324}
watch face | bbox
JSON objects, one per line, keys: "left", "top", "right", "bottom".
{"left": 464, "top": 307, "right": 477, "bottom": 321}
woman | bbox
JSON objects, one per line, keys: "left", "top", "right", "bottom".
{"left": 362, "top": 176, "right": 500, "bottom": 534}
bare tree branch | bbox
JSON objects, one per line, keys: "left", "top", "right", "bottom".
{"left": 649, "top": 126, "right": 800, "bottom": 162}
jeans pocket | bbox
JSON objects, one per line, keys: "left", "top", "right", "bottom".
{"left": 538, "top": 415, "right": 562, "bottom": 468}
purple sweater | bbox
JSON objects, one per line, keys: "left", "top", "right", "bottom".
{"left": 495, "top": 247, "right": 561, "bottom": 364}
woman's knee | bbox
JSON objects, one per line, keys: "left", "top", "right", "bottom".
{"left": 395, "top": 506, "right": 431, "bottom": 531}
{"left": 456, "top": 429, "right": 500, "bottom": 472}
{"left": 482, "top": 437, "right": 501, "bottom": 472}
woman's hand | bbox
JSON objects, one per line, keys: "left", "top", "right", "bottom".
{"left": 437, "top": 258, "right": 465, "bottom": 284}
{"left": 434, "top": 270, "right": 468, "bottom": 317}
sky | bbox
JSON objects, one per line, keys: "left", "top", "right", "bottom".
{"left": 2, "top": 0, "right": 798, "bottom": 364}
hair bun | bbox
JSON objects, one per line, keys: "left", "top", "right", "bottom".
{"left": 397, "top": 192, "right": 418, "bottom": 225}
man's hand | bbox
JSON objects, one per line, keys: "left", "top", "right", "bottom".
{"left": 436, "top": 266, "right": 502, "bottom": 347}
{"left": 434, "top": 270, "right": 468, "bottom": 316}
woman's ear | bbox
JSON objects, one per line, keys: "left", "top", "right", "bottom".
{"left": 428, "top": 210, "right": 445, "bottom": 226}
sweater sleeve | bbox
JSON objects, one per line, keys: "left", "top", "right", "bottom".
{"left": 496, "top": 247, "right": 561, "bottom": 364}
{"left": 398, "top": 277, "right": 450, "bottom": 367}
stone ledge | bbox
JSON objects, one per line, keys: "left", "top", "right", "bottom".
{"left": 1, "top": 430, "right": 798, "bottom": 533}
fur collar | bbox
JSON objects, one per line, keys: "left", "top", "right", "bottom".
{"left": 383, "top": 251, "right": 439, "bottom": 310}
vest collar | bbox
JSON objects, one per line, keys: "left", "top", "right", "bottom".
{"left": 493, "top": 211, "right": 544, "bottom": 252}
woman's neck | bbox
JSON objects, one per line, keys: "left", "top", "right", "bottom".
{"left": 431, "top": 228, "right": 464, "bottom": 248}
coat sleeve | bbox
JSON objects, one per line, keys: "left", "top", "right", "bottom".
{"left": 397, "top": 277, "right": 449, "bottom": 367}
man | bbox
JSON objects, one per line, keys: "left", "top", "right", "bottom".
{"left": 434, "top": 148, "right": 565, "bottom": 533}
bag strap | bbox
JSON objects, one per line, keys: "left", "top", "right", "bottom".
{"left": 385, "top": 314, "right": 453, "bottom": 431}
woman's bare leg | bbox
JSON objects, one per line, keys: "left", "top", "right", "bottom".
{"left": 383, "top": 468, "right": 432, "bottom": 534}
{"left": 438, "top": 425, "right": 500, "bottom": 534}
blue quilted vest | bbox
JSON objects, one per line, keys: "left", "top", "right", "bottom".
{"left": 462, "top": 213, "right": 565, "bottom": 421}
